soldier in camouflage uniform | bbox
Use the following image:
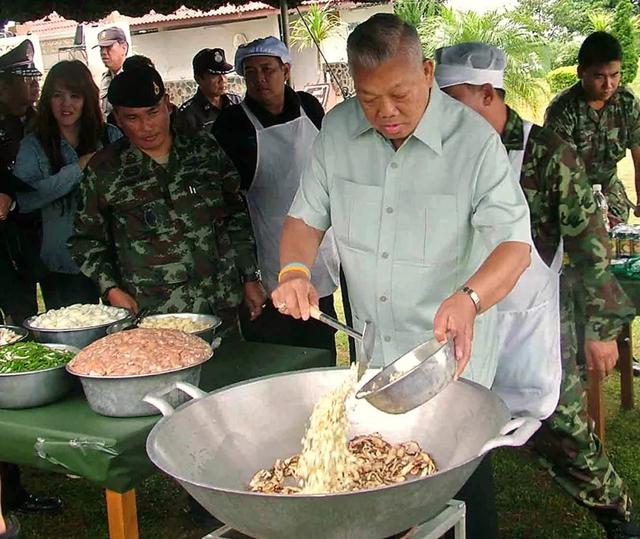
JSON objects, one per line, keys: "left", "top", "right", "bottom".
{"left": 437, "top": 43, "right": 638, "bottom": 539}
{"left": 68, "top": 66, "right": 266, "bottom": 336}
{"left": 545, "top": 31, "right": 640, "bottom": 225}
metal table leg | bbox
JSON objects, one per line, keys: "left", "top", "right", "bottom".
{"left": 203, "top": 500, "right": 466, "bottom": 539}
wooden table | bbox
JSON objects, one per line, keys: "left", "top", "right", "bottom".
{"left": 586, "top": 276, "right": 637, "bottom": 444}
{"left": 0, "top": 341, "right": 332, "bottom": 539}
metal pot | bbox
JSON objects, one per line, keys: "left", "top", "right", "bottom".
{"left": 67, "top": 355, "right": 212, "bottom": 417}
{"left": 0, "top": 344, "right": 79, "bottom": 409}
{"left": 145, "top": 368, "right": 540, "bottom": 539}
{"left": 0, "top": 325, "right": 29, "bottom": 347}
{"left": 107, "top": 313, "right": 221, "bottom": 345}
{"left": 24, "top": 309, "right": 130, "bottom": 349}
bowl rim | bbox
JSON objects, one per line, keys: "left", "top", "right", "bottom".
{"left": 0, "top": 324, "right": 29, "bottom": 346}
{"left": 23, "top": 308, "right": 131, "bottom": 333}
{"left": 356, "top": 337, "right": 452, "bottom": 397}
{"left": 66, "top": 351, "right": 213, "bottom": 380}
{"left": 0, "top": 342, "right": 80, "bottom": 377}
{"left": 138, "top": 313, "right": 222, "bottom": 332}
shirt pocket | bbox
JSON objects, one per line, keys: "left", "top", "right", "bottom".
{"left": 394, "top": 193, "right": 458, "bottom": 267}
{"left": 113, "top": 197, "right": 175, "bottom": 240}
{"left": 331, "top": 178, "right": 382, "bottom": 254}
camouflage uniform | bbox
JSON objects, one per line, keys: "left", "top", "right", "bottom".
{"left": 545, "top": 82, "right": 640, "bottom": 223}
{"left": 68, "top": 131, "right": 258, "bottom": 333}
{"left": 503, "top": 107, "right": 635, "bottom": 523}
{"left": 99, "top": 70, "right": 117, "bottom": 118}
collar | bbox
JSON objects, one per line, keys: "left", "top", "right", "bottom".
{"left": 243, "top": 85, "right": 302, "bottom": 126}
{"left": 350, "top": 82, "right": 444, "bottom": 155}
{"left": 501, "top": 106, "right": 525, "bottom": 151}
{"left": 194, "top": 89, "right": 232, "bottom": 111}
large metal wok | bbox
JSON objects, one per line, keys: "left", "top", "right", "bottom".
{"left": 145, "top": 368, "right": 540, "bottom": 539}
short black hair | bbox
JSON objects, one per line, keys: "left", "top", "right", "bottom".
{"left": 0, "top": 72, "right": 22, "bottom": 86}
{"left": 123, "top": 55, "right": 154, "bottom": 71}
{"left": 578, "top": 32, "right": 622, "bottom": 68}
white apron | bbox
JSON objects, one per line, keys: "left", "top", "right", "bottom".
{"left": 241, "top": 101, "right": 339, "bottom": 296}
{"left": 492, "top": 121, "right": 562, "bottom": 420}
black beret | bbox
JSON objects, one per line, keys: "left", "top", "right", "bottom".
{"left": 108, "top": 66, "right": 165, "bottom": 108}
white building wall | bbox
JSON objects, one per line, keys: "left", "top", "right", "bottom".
{"left": 132, "top": 16, "right": 280, "bottom": 83}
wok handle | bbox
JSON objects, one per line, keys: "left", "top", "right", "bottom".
{"left": 143, "top": 382, "right": 207, "bottom": 417}
{"left": 478, "top": 416, "right": 541, "bottom": 456}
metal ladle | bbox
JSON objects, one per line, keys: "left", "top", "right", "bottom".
{"left": 309, "top": 306, "right": 375, "bottom": 380}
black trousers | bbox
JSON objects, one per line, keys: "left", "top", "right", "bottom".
{"left": 39, "top": 272, "right": 99, "bottom": 310}
{"left": 0, "top": 463, "right": 26, "bottom": 513}
{"left": 239, "top": 294, "right": 337, "bottom": 360}
{"left": 0, "top": 242, "right": 37, "bottom": 325}
{"left": 444, "top": 455, "right": 498, "bottom": 539}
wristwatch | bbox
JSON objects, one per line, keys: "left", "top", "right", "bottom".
{"left": 459, "top": 286, "right": 481, "bottom": 313}
{"left": 242, "top": 269, "right": 262, "bottom": 284}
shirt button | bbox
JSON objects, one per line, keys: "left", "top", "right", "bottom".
{"left": 390, "top": 162, "right": 398, "bottom": 169}
{"left": 381, "top": 251, "right": 389, "bottom": 259}
{"left": 384, "top": 336, "right": 391, "bottom": 342}
{"left": 386, "top": 207, "right": 394, "bottom": 214}
{"left": 380, "top": 295, "right": 388, "bottom": 302}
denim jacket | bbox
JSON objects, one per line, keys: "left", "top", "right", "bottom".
{"left": 14, "top": 124, "right": 122, "bottom": 274}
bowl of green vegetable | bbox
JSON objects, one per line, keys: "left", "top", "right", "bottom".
{"left": 0, "top": 342, "right": 80, "bottom": 409}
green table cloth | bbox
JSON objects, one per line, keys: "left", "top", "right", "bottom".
{"left": 618, "top": 276, "right": 640, "bottom": 311}
{"left": 0, "top": 341, "right": 332, "bottom": 492}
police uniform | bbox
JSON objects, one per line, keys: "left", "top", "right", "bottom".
{"left": 94, "top": 27, "right": 128, "bottom": 117}
{"left": 69, "top": 67, "right": 259, "bottom": 335}
{"left": 0, "top": 40, "right": 42, "bottom": 326}
{"left": 176, "top": 48, "right": 241, "bottom": 132}
{"left": 0, "top": 40, "right": 62, "bottom": 518}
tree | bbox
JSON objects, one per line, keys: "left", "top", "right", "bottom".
{"left": 612, "top": 0, "right": 639, "bottom": 84}
{"left": 419, "top": 6, "right": 549, "bottom": 110}
{"left": 289, "top": 2, "right": 346, "bottom": 70}
{"left": 393, "top": 0, "right": 444, "bottom": 27}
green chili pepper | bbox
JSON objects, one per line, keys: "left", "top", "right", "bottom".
{"left": 0, "top": 342, "right": 74, "bottom": 374}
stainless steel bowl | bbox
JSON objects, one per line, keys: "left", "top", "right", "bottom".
{"left": 0, "top": 343, "right": 79, "bottom": 409}
{"left": 67, "top": 355, "right": 212, "bottom": 417}
{"left": 24, "top": 309, "right": 131, "bottom": 349}
{"left": 356, "top": 338, "right": 456, "bottom": 414}
{"left": 0, "top": 325, "right": 29, "bottom": 346}
{"left": 107, "top": 313, "right": 221, "bottom": 344}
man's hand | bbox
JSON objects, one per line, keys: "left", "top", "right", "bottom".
{"left": 433, "top": 292, "right": 478, "bottom": 379}
{"left": 0, "top": 193, "right": 12, "bottom": 220}
{"left": 271, "top": 271, "right": 319, "bottom": 320}
{"left": 634, "top": 203, "right": 640, "bottom": 218}
{"left": 107, "top": 287, "right": 139, "bottom": 313}
{"left": 78, "top": 152, "right": 96, "bottom": 170}
{"left": 585, "top": 339, "right": 618, "bottom": 377}
{"left": 244, "top": 281, "right": 267, "bottom": 321}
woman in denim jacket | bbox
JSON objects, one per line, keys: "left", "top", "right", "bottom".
{"left": 14, "top": 60, "right": 121, "bottom": 309}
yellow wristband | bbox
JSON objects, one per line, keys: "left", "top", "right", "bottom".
{"left": 278, "top": 264, "right": 311, "bottom": 282}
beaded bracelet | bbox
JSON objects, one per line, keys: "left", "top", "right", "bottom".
{"left": 278, "top": 262, "right": 311, "bottom": 282}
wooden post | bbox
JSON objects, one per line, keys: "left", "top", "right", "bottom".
{"left": 106, "top": 489, "right": 139, "bottom": 539}
{"left": 587, "top": 370, "right": 606, "bottom": 444}
{"left": 618, "top": 322, "right": 634, "bottom": 410}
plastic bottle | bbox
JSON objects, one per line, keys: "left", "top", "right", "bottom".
{"left": 593, "top": 184, "right": 610, "bottom": 233}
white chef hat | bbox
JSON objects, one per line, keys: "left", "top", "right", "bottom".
{"left": 234, "top": 36, "right": 292, "bottom": 77}
{"left": 434, "top": 42, "right": 506, "bottom": 89}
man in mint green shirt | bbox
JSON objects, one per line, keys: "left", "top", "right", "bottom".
{"left": 274, "top": 15, "right": 531, "bottom": 388}
{"left": 272, "top": 14, "right": 532, "bottom": 539}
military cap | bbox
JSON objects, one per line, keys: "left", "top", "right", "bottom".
{"left": 234, "top": 36, "right": 291, "bottom": 76}
{"left": 193, "top": 48, "right": 233, "bottom": 76}
{"left": 93, "top": 26, "right": 128, "bottom": 48}
{"left": 108, "top": 66, "right": 165, "bottom": 108}
{"left": 0, "top": 39, "right": 42, "bottom": 77}
{"left": 435, "top": 42, "right": 507, "bottom": 89}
